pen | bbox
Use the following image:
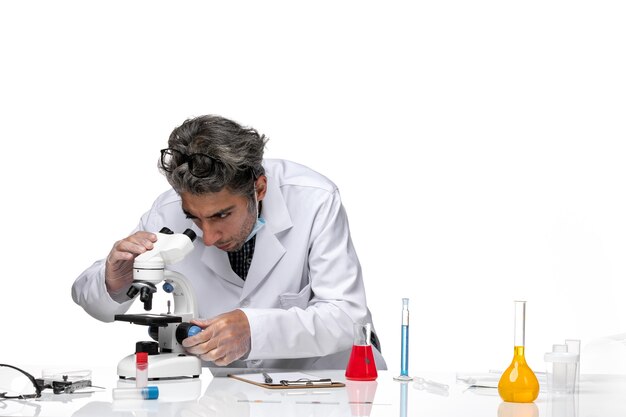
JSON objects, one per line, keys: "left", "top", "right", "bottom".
{"left": 262, "top": 372, "right": 273, "bottom": 383}
{"left": 280, "top": 378, "right": 332, "bottom": 386}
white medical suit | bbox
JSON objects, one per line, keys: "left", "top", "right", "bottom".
{"left": 72, "top": 159, "right": 386, "bottom": 370}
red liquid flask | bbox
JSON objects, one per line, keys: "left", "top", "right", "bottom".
{"left": 345, "top": 323, "right": 378, "bottom": 381}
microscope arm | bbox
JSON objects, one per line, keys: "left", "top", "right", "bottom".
{"left": 164, "top": 270, "right": 198, "bottom": 318}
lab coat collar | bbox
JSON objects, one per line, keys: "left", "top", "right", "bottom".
{"left": 198, "top": 172, "right": 292, "bottom": 294}
{"left": 260, "top": 171, "right": 293, "bottom": 235}
{"left": 197, "top": 225, "right": 288, "bottom": 293}
{"left": 240, "top": 172, "right": 291, "bottom": 298}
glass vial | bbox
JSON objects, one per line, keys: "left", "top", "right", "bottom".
{"left": 112, "top": 386, "right": 159, "bottom": 400}
{"left": 136, "top": 352, "right": 148, "bottom": 388}
{"left": 498, "top": 300, "right": 540, "bottom": 403}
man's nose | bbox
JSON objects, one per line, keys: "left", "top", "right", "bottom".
{"left": 200, "top": 224, "right": 221, "bottom": 246}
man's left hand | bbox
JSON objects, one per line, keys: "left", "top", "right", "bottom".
{"left": 182, "top": 310, "right": 251, "bottom": 366}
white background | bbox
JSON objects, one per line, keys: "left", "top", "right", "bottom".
{"left": 1, "top": 0, "right": 625, "bottom": 376}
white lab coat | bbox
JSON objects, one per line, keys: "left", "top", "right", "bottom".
{"left": 72, "top": 159, "right": 386, "bottom": 370}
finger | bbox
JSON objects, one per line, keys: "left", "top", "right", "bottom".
{"left": 211, "top": 355, "right": 230, "bottom": 366}
{"left": 182, "top": 326, "right": 216, "bottom": 349}
{"left": 116, "top": 238, "right": 156, "bottom": 255}
{"left": 107, "top": 241, "right": 155, "bottom": 266}
{"left": 106, "top": 250, "right": 135, "bottom": 265}
{"left": 199, "top": 344, "right": 223, "bottom": 363}
{"left": 199, "top": 331, "right": 244, "bottom": 364}
{"left": 181, "top": 319, "right": 218, "bottom": 347}
{"left": 189, "top": 318, "right": 214, "bottom": 329}
{"left": 126, "top": 231, "right": 158, "bottom": 244}
{"left": 128, "top": 233, "right": 158, "bottom": 248}
{"left": 185, "top": 337, "right": 219, "bottom": 355}
{"left": 136, "top": 231, "right": 158, "bottom": 242}
{"left": 205, "top": 343, "right": 240, "bottom": 366}
{"left": 209, "top": 350, "right": 235, "bottom": 366}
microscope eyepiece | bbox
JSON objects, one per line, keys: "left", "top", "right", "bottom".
{"left": 183, "top": 228, "right": 197, "bottom": 242}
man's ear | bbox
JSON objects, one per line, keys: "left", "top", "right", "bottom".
{"left": 255, "top": 175, "right": 268, "bottom": 201}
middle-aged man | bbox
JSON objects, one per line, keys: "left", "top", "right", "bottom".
{"left": 72, "top": 114, "right": 386, "bottom": 370}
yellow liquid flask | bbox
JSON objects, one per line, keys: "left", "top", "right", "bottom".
{"left": 498, "top": 300, "right": 540, "bottom": 403}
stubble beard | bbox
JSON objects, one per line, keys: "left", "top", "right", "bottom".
{"left": 225, "top": 206, "right": 257, "bottom": 252}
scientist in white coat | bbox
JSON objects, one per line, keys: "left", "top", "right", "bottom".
{"left": 72, "top": 114, "right": 386, "bottom": 370}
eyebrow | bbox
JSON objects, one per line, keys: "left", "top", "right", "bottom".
{"left": 182, "top": 205, "right": 236, "bottom": 219}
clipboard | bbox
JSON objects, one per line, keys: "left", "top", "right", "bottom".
{"left": 228, "top": 371, "right": 345, "bottom": 389}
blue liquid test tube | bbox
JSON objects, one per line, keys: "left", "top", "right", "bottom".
{"left": 112, "top": 386, "right": 159, "bottom": 400}
{"left": 394, "top": 298, "right": 412, "bottom": 381}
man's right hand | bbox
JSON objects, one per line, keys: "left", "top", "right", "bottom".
{"left": 105, "top": 231, "right": 157, "bottom": 294}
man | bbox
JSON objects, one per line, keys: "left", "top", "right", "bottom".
{"left": 72, "top": 115, "right": 386, "bottom": 370}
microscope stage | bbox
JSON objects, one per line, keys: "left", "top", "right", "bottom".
{"left": 114, "top": 313, "right": 182, "bottom": 326}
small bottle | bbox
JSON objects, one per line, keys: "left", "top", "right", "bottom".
{"left": 112, "top": 386, "right": 159, "bottom": 400}
{"left": 136, "top": 352, "right": 148, "bottom": 388}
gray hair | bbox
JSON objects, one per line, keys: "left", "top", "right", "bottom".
{"left": 160, "top": 115, "right": 268, "bottom": 199}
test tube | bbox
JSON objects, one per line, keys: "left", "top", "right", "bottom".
{"left": 394, "top": 298, "right": 412, "bottom": 381}
{"left": 112, "top": 386, "right": 159, "bottom": 400}
{"left": 136, "top": 352, "right": 148, "bottom": 388}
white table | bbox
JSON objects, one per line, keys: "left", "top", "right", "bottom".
{"left": 1, "top": 369, "right": 625, "bottom": 416}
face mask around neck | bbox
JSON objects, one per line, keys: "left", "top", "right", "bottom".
{"left": 245, "top": 191, "right": 265, "bottom": 242}
{"left": 245, "top": 216, "right": 266, "bottom": 242}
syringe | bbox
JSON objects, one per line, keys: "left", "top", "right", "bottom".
{"left": 394, "top": 298, "right": 412, "bottom": 381}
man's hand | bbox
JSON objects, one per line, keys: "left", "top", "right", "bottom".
{"left": 105, "top": 231, "right": 157, "bottom": 294}
{"left": 182, "top": 310, "right": 252, "bottom": 366}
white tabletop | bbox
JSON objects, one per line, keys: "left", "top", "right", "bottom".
{"left": 2, "top": 368, "right": 625, "bottom": 417}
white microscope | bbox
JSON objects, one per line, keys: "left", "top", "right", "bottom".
{"left": 115, "top": 227, "right": 202, "bottom": 380}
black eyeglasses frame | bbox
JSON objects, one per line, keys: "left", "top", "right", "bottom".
{"left": 0, "top": 364, "right": 41, "bottom": 400}
{"left": 160, "top": 148, "right": 261, "bottom": 180}
{"left": 160, "top": 148, "right": 226, "bottom": 179}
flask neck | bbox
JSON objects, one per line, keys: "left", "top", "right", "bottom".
{"left": 513, "top": 301, "right": 526, "bottom": 347}
{"left": 513, "top": 345, "right": 527, "bottom": 361}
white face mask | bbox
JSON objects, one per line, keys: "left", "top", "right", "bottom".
{"left": 245, "top": 190, "right": 265, "bottom": 242}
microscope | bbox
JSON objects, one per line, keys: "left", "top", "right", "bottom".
{"left": 114, "top": 227, "right": 202, "bottom": 380}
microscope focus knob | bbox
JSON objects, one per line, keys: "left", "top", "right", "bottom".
{"left": 159, "top": 227, "right": 174, "bottom": 234}
{"left": 176, "top": 323, "right": 202, "bottom": 344}
{"left": 162, "top": 282, "right": 174, "bottom": 293}
{"left": 188, "top": 326, "right": 202, "bottom": 337}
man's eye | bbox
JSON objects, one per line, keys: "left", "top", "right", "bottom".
{"left": 217, "top": 212, "right": 231, "bottom": 219}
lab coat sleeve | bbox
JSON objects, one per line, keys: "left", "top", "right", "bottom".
{"left": 71, "top": 210, "right": 153, "bottom": 322}
{"left": 241, "top": 189, "right": 369, "bottom": 360}
{"left": 71, "top": 259, "right": 136, "bottom": 322}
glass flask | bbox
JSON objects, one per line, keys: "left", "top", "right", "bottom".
{"left": 345, "top": 323, "right": 378, "bottom": 381}
{"left": 498, "top": 300, "right": 540, "bottom": 403}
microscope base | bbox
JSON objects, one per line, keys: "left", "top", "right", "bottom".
{"left": 117, "top": 352, "right": 202, "bottom": 380}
